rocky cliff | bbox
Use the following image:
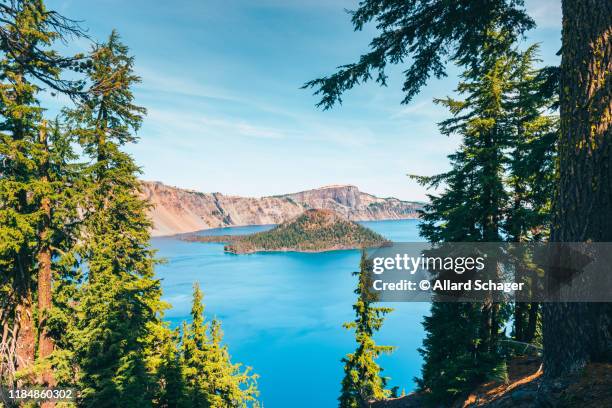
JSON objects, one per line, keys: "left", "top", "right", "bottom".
{"left": 141, "top": 181, "right": 423, "bottom": 237}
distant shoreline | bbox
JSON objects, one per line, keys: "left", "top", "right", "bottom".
{"left": 142, "top": 180, "right": 423, "bottom": 237}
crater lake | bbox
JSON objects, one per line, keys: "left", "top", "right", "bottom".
{"left": 151, "top": 219, "right": 429, "bottom": 408}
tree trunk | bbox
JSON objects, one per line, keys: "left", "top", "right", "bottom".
{"left": 490, "top": 303, "right": 499, "bottom": 348}
{"left": 37, "top": 122, "right": 55, "bottom": 389}
{"left": 514, "top": 302, "right": 526, "bottom": 342}
{"left": 544, "top": 0, "right": 612, "bottom": 378}
{"left": 15, "top": 298, "right": 35, "bottom": 375}
{"left": 525, "top": 302, "right": 539, "bottom": 344}
{"left": 480, "top": 301, "right": 492, "bottom": 353}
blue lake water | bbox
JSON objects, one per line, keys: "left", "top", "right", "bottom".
{"left": 151, "top": 219, "right": 430, "bottom": 408}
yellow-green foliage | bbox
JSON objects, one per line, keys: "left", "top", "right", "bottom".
{"left": 180, "top": 283, "right": 259, "bottom": 408}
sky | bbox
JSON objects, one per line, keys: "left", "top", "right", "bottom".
{"left": 48, "top": 0, "right": 562, "bottom": 201}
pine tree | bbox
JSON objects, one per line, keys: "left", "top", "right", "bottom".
{"left": 339, "top": 251, "right": 394, "bottom": 408}
{"left": 181, "top": 283, "right": 259, "bottom": 408}
{"left": 63, "top": 31, "right": 164, "bottom": 407}
{"left": 411, "top": 35, "right": 516, "bottom": 403}
{"left": 0, "top": 0, "right": 85, "bottom": 385}
{"left": 0, "top": 5, "right": 262, "bottom": 405}
{"left": 504, "top": 45, "right": 557, "bottom": 345}
{"left": 38, "top": 120, "right": 85, "bottom": 391}
{"left": 181, "top": 284, "right": 211, "bottom": 408}
{"left": 27, "top": 117, "right": 86, "bottom": 392}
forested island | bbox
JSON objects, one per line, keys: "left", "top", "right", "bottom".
{"left": 183, "top": 209, "right": 389, "bottom": 253}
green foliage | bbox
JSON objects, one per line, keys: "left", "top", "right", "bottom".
{"left": 57, "top": 31, "right": 167, "bottom": 407}
{"left": 181, "top": 283, "right": 259, "bottom": 408}
{"left": 504, "top": 44, "right": 557, "bottom": 242}
{"left": 415, "top": 32, "right": 516, "bottom": 243}
{"left": 1, "top": 3, "right": 260, "bottom": 406}
{"left": 412, "top": 39, "right": 556, "bottom": 404}
{"left": 339, "top": 252, "right": 394, "bottom": 408}
{"left": 303, "top": 0, "right": 534, "bottom": 108}
{"left": 416, "top": 303, "right": 503, "bottom": 404}
{"left": 0, "top": 0, "right": 86, "bottom": 385}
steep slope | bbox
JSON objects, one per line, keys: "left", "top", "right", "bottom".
{"left": 184, "top": 209, "right": 389, "bottom": 254}
{"left": 141, "top": 181, "right": 423, "bottom": 237}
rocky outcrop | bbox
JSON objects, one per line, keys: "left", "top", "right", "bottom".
{"left": 141, "top": 181, "right": 423, "bottom": 237}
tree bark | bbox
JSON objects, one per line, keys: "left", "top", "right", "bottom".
{"left": 544, "top": 0, "right": 612, "bottom": 378}
{"left": 37, "top": 122, "right": 55, "bottom": 389}
{"left": 15, "top": 298, "right": 35, "bottom": 375}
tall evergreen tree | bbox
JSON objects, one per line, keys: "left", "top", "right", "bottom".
{"left": 304, "top": 0, "right": 612, "bottom": 377}
{"left": 63, "top": 31, "right": 164, "bottom": 407}
{"left": 411, "top": 36, "right": 515, "bottom": 403}
{"left": 504, "top": 45, "right": 557, "bottom": 345}
{"left": 339, "top": 251, "right": 394, "bottom": 408}
{"left": 0, "top": 0, "right": 85, "bottom": 385}
{"left": 36, "top": 118, "right": 84, "bottom": 390}
{"left": 542, "top": 1, "right": 612, "bottom": 376}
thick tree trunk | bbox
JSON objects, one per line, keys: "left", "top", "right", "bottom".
{"left": 544, "top": 0, "right": 612, "bottom": 378}
{"left": 37, "top": 122, "right": 55, "bottom": 389}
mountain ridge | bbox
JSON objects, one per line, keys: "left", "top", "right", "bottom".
{"left": 141, "top": 180, "right": 423, "bottom": 237}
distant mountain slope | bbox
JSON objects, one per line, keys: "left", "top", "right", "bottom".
{"left": 141, "top": 181, "right": 423, "bottom": 237}
{"left": 184, "top": 209, "right": 389, "bottom": 254}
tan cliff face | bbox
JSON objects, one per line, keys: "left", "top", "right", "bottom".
{"left": 141, "top": 181, "right": 423, "bottom": 237}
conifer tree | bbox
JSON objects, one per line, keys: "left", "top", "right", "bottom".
{"left": 0, "top": 0, "right": 85, "bottom": 385}
{"left": 181, "top": 283, "right": 259, "bottom": 408}
{"left": 339, "top": 252, "right": 394, "bottom": 408}
{"left": 416, "top": 303, "right": 483, "bottom": 405}
{"left": 37, "top": 119, "right": 84, "bottom": 390}
{"left": 181, "top": 284, "right": 211, "bottom": 408}
{"left": 412, "top": 43, "right": 557, "bottom": 403}
{"left": 63, "top": 31, "right": 164, "bottom": 407}
{"left": 504, "top": 45, "right": 557, "bottom": 344}
{"left": 412, "top": 35, "right": 515, "bottom": 403}
{"left": 27, "top": 117, "right": 85, "bottom": 392}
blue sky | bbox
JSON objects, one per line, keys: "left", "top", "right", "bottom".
{"left": 48, "top": 0, "right": 562, "bottom": 201}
